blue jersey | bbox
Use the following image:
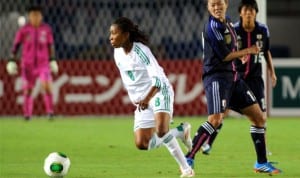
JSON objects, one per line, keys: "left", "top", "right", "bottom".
{"left": 234, "top": 21, "right": 270, "bottom": 79}
{"left": 202, "top": 15, "right": 239, "bottom": 84}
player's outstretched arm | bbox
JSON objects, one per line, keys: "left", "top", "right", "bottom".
{"left": 7, "top": 28, "right": 23, "bottom": 75}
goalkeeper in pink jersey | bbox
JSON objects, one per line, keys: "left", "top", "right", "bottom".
{"left": 6, "top": 6, "right": 58, "bottom": 120}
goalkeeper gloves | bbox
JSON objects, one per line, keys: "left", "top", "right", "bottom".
{"left": 50, "top": 60, "right": 59, "bottom": 74}
{"left": 6, "top": 61, "right": 18, "bottom": 75}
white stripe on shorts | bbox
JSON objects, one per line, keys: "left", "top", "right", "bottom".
{"left": 212, "top": 81, "right": 220, "bottom": 113}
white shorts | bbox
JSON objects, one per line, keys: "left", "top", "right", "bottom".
{"left": 133, "top": 86, "right": 174, "bottom": 131}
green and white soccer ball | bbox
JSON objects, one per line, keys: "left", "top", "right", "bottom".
{"left": 44, "top": 152, "right": 71, "bottom": 178}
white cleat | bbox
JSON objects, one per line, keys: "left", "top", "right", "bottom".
{"left": 181, "top": 122, "right": 193, "bottom": 152}
{"left": 180, "top": 167, "right": 195, "bottom": 178}
{"left": 267, "top": 150, "right": 272, "bottom": 156}
{"left": 201, "top": 143, "right": 211, "bottom": 155}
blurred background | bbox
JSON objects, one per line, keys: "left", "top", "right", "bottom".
{"left": 0, "top": 0, "right": 299, "bottom": 116}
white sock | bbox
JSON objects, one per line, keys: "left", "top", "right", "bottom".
{"left": 148, "top": 133, "right": 162, "bottom": 150}
{"left": 161, "top": 131, "right": 190, "bottom": 170}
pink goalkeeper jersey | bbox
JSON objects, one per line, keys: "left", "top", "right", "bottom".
{"left": 11, "top": 23, "right": 54, "bottom": 68}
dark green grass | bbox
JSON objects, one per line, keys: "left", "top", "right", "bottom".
{"left": 1, "top": 117, "right": 300, "bottom": 178}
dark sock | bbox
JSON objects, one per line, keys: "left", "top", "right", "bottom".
{"left": 250, "top": 125, "right": 267, "bottom": 163}
{"left": 207, "top": 122, "right": 223, "bottom": 146}
{"left": 186, "top": 121, "right": 215, "bottom": 159}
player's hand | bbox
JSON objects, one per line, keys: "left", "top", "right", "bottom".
{"left": 135, "top": 87, "right": 158, "bottom": 111}
{"left": 50, "top": 60, "right": 59, "bottom": 74}
{"left": 239, "top": 55, "right": 249, "bottom": 64}
{"left": 271, "top": 73, "right": 277, "bottom": 87}
{"left": 247, "top": 45, "right": 260, "bottom": 55}
{"left": 6, "top": 61, "right": 18, "bottom": 75}
{"left": 135, "top": 98, "right": 150, "bottom": 112}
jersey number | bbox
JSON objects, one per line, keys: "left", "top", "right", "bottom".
{"left": 155, "top": 98, "right": 160, "bottom": 107}
{"left": 254, "top": 52, "right": 264, "bottom": 64}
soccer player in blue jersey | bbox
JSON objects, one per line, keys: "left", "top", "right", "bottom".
{"left": 202, "top": 0, "right": 277, "bottom": 155}
{"left": 185, "top": 0, "right": 281, "bottom": 174}
{"left": 201, "top": 0, "right": 277, "bottom": 156}
{"left": 235, "top": 0, "right": 277, "bottom": 106}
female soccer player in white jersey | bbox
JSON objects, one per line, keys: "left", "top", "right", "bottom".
{"left": 109, "top": 17, "right": 194, "bottom": 178}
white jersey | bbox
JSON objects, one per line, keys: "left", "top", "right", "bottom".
{"left": 114, "top": 42, "right": 171, "bottom": 103}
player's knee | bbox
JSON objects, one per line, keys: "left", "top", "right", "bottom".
{"left": 134, "top": 136, "right": 149, "bottom": 150}
{"left": 208, "top": 114, "right": 223, "bottom": 128}
{"left": 252, "top": 112, "right": 266, "bottom": 127}
{"left": 155, "top": 123, "right": 169, "bottom": 138}
{"left": 156, "top": 129, "right": 168, "bottom": 138}
{"left": 135, "top": 140, "right": 148, "bottom": 150}
{"left": 259, "top": 115, "right": 267, "bottom": 127}
{"left": 23, "top": 89, "right": 32, "bottom": 96}
{"left": 262, "top": 114, "right": 267, "bottom": 123}
{"left": 42, "top": 83, "right": 52, "bottom": 93}
{"left": 44, "top": 89, "right": 52, "bottom": 94}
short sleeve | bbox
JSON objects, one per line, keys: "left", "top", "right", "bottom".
{"left": 263, "top": 25, "right": 270, "bottom": 51}
{"left": 134, "top": 44, "right": 164, "bottom": 88}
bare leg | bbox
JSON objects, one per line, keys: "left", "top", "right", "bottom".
{"left": 41, "top": 81, "right": 54, "bottom": 115}
{"left": 134, "top": 128, "right": 155, "bottom": 150}
{"left": 23, "top": 88, "right": 33, "bottom": 120}
{"left": 154, "top": 112, "right": 192, "bottom": 174}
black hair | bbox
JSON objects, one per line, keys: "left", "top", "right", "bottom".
{"left": 238, "top": 0, "right": 259, "bottom": 13}
{"left": 27, "top": 5, "right": 43, "bottom": 13}
{"left": 113, "top": 17, "right": 149, "bottom": 45}
{"left": 206, "top": 0, "right": 228, "bottom": 5}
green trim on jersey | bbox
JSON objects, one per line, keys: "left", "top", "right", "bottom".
{"left": 153, "top": 76, "right": 161, "bottom": 88}
{"left": 127, "top": 71, "right": 135, "bottom": 81}
{"left": 134, "top": 45, "right": 150, "bottom": 65}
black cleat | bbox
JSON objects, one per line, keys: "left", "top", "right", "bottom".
{"left": 48, "top": 113, "right": 54, "bottom": 121}
{"left": 24, "top": 116, "right": 31, "bottom": 121}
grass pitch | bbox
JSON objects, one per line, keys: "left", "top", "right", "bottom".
{"left": 1, "top": 116, "right": 300, "bottom": 178}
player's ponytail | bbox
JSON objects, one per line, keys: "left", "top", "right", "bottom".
{"left": 113, "top": 17, "right": 149, "bottom": 45}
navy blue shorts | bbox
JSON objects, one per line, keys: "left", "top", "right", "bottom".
{"left": 244, "top": 77, "right": 266, "bottom": 112}
{"left": 204, "top": 77, "right": 257, "bottom": 115}
{"left": 229, "top": 79, "right": 258, "bottom": 113}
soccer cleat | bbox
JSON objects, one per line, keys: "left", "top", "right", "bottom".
{"left": 201, "top": 143, "right": 211, "bottom": 155}
{"left": 48, "top": 113, "right": 54, "bottom": 121}
{"left": 180, "top": 122, "right": 193, "bottom": 152}
{"left": 180, "top": 167, "right": 195, "bottom": 178}
{"left": 267, "top": 150, "right": 272, "bottom": 156}
{"left": 186, "top": 158, "right": 194, "bottom": 169}
{"left": 24, "top": 116, "right": 31, "bottom": 121}
{"left": 254, "top": 161, "right": 282, "bottom": 175}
